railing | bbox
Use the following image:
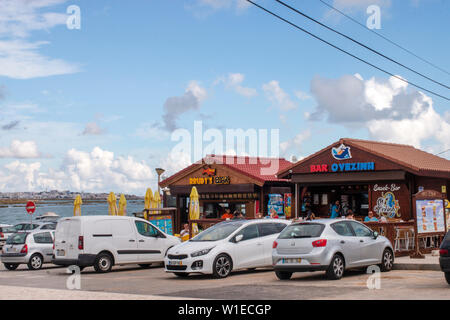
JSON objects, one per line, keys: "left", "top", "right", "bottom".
{"left": 364, "top": 221, "right": 445, "bottom": 256}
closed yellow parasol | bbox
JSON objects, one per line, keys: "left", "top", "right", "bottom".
{"left": 144, "top": 188, "right": 153, "bottom": 220}
{"left": 107, "top": 192, "right": 118, "bottom": 216}
{"left": 73, "top": 195, "right": 82, "bottom": 216}
{"left": 118, "top": 194, "right": 127, "bottom": 216}
{"left": 189, "top": 186, "right": 200, "bottom": 237}
{"left": 153, "top": 190, "right": 161, "bottom": 214}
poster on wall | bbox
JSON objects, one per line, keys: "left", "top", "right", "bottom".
{"left": 416, "top": 199, "right": 445, "bottom": 234}
{"left": 284, "top": 193, "right": 292, "bottom": 218}
{"left": 268, "top": 194, "right": 284, "bottom": 217}
{"left": 147, "top": 214, "right": 173, "bottom": 235}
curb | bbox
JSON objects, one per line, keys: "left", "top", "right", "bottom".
{"left": 393, "top": 264, "right": 441, "bottom": 271}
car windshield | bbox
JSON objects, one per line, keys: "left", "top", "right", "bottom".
{"left": 190, "top": 222, "right": 244, "bottom": 241}
{"left": 6, "top": 233, "right": 28, "bottom": 245}
{"left": 278, "top": 223, "right": 325, "bottom": 239}
{"left": 14, "top": 223, "right": 38, "bottom": 231}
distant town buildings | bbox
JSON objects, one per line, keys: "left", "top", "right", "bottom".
{"left": 0, "top": 190, "right": 143, "bottom": 200}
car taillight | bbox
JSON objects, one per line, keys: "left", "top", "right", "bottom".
{"left": 78, "top": 236, "right": 84, "bottom": 250}
{"left": 0, "top": 232, "right": 3, "bottom": 238}
{"left": 273, "top": 241, "right": 278, "bottom": 249}
{"left": 20, "top": 244, "right": 28, "bottom": 254}
{"left": 312, "top": 239, "right": 327, "bottom": 248}
{"left": 440, "top": 249, "right": 449, "bottom": 256}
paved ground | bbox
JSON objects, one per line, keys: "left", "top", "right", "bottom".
{"left": 0, "top": 263, "right": 448, "bottom": 300}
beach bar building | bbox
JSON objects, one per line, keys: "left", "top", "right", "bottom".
{"left": 159, "top": 155, "right": 293, "bottom": 233}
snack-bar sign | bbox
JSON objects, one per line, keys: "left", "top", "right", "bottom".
{"left": 310, "top": 162, "right": 375, "bottom": 173}
{"left": 189, "top": 166, "right": 230, "bottom": 185}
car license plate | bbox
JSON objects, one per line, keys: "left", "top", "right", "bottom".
{"left": 57, "top": 249, "right": 65, "bottom": 256}
{"left": 168, "top": 260, "right": 183, "bottom": 266}
{"left": 282, "top": 258, "right": 301, "bottom": 264}
{"left": 6, "top": 247, "right": 15, "bottom": 253}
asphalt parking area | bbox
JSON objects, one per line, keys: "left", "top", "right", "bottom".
{"left": 0, "top": 263, "right": 448, "bottom": 299}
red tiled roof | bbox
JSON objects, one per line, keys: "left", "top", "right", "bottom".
{"left": 160, "top": 155, "right": 292, "bottom": 186}
{"left": 278, "top": 138, "right": 450, "bottom": 178}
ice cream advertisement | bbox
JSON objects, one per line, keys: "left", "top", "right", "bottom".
{"left": 416, "top": 199, "right": 445, "bottom": 234}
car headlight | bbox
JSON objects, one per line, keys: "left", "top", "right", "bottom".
{"left": 191, "top": 247, "right": 215, "bottom": 257}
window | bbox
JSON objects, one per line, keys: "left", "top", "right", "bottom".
{"left": 258, "top": 223, "right": 287, "bottom": 237}
{"left": 135, "top": 221, "right": 158, "bottom": 237}
{"left": 191, "top": 221, "right": 244, "bottom": 241}
{"left": 235, "top": 224, "right": 259, "bottom": 241}
{"left": 279, "top": 223, "right": 325, "bottom": 239}
{"left": 331, "top": 222, "right": 354, "bottom": 237}
{"left": 34, "top": 232, "right": 53, "bottom": 244}
{"left": 349, "top": 221, "right": 373, "bottom": 237}
{"left": 6, "top": 233, "right": 28, "bottom": 245}
{"left": 41, "top": 224, "right": 56, "bottom": 230}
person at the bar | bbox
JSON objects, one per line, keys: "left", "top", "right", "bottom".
{"left": 365, "top": 210, "right": 379, "bottom": 222}
{"left": 330, "top": 200, "right": 341, "bottom": 219}
{"left": 221, "top": 208, "right": 234, "bottom": 220}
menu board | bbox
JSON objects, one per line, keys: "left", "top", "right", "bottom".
{"left": 416, "top": 199, "right": 445, "bottom": 234}
{"left": 147, "top": 214, "right": 173, "bottom": 235}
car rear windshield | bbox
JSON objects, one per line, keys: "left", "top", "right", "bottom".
{"left": 6, "top": 233, "right": 28, "bottom": 245}
{"left": 278, "top": 223, "right": 325, "bottom": 239}
{"left": 1, "top": 226, "right": 16, "bottom": 233}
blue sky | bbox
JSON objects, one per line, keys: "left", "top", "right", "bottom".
{"left": 0, "top": 0, "right": 449, "bottom": 194}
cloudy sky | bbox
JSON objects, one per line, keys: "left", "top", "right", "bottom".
{"left": 0, "top": 0, "right": 449, "bottom": 194}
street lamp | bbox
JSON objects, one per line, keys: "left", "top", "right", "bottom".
{"left": 155, "top": 168, "right": 165, "bottom": 194}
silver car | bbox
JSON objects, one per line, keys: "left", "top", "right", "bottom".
{"left": 272, "top": 219, "right": 394, "bottom": 280}
{"left": 1, "top": 230, "right": 55, "bottom": 270}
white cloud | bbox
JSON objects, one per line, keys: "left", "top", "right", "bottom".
{"left": 82, "top": 122, "right": 105, "bottom": 136}
{"left": 188, "top": 0, "right": 250, "bottom": 15}
{"left": 0, "top": 40, "right": 79, "bottom": 79}
{"left": 0, "top": 146, "right": 155, "bottom": 193}
{"left": 159, "top": 150, "right": 192, "bottom": 177}
{"left": 162, "top": 81, "right": 207, "bottom": 131}
{"left": 262, "top": 80, "right": 297, "bottom": 111}
{"left": 280, "top": 130, "right": 310, "bottom": 156}
{"left": 215, "top": 73, "right": 257, "bottom": 97}
{"left": 0, "top": 140, "right": 41, "bottom": 158}
{"left": 333, "top": 0, "right": 391, "bottom": 10}
{"left": 0, "top": 1, "right": 79, "bottom": 79}
{"left": 309, "top": 74, "right": 450, "bottom": 150}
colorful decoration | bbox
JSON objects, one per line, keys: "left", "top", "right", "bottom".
{"left": 331, "top": 144, "right": 352, "bottom": 160}
{"left": 373, "top": 192, "right": 400, "bottom": 218}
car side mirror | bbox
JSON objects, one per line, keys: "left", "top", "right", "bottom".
{"left": 373, "top": 231, "right": 379, "bottom": 239}
{"left": 235, "top": 234, "right": 244, "bottom": 243}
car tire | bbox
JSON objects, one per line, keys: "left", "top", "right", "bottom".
{"left": 380, "top": 248, "right": 394, "bottom": 272}
{"left": 93, "top": 253, "right": 113, "bottom": 273}
{"left": 4, "top": 263, "right": 19, "bottom": 271}
{"left": 275, "top": 271, "right": 292, "bottom": 280}
{"left": 174, "top": 272, "right": 189, "bottom": 277}
{"left": 212, "top": 254, "right": 233, "bottom": 278}
{"left": 445, "top": 272, "right": 450, "bottom": 285}
{"left": 27, "top": 253, "right": 43, "bottom": 270}
{"left": 139, "top": 264, "right": 152, "bottom": 269}
{"left": 326, "top": 254, "right": 345, "bottom": 280}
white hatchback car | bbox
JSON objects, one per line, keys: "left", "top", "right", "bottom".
{"left": 164, "top": 219, "right": 290, "bottom": 278}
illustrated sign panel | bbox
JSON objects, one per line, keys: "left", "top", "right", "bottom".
{"left": 416, "top": 199, "right": 445, "bottom": 234}
{"left": 147, "top": 214, "right": 173, "bottom": 235}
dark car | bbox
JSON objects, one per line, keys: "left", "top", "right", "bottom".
{"left": 440, "top": 231, "right": 450, "bottom": 285}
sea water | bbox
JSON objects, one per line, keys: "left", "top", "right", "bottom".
{"left": 0, "top": 200, "right": 145, "bottom": 225}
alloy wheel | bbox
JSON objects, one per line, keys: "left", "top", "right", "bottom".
{"left": 383, "top": 250, "right": 393, "bottom": 270}
{"left": 215, "top": 256, "right": 231, "bottom": 277}
{"left": 31, "top": 256, "right": 42, "bottom": 269}
{"left": 333, "top": 257, "right": 344, "bottom": 278}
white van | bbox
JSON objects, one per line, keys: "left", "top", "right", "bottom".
{"left": 52, "top": 216, "right": 180, "bottom": 273}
